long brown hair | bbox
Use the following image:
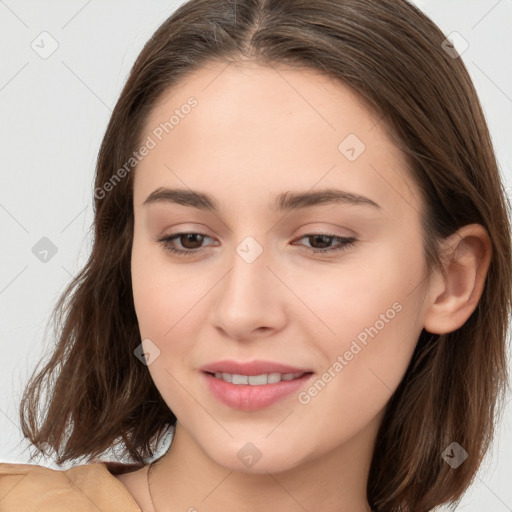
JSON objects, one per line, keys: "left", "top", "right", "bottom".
{"left": 19, "top": 1, "right": 511, "bottom": 510}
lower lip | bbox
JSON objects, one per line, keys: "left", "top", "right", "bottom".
{"left": 201, "top": 371, "right": 314, "bottom": 411}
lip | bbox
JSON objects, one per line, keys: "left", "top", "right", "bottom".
{"left": 199, "top": 359, "right": 314, "bottom": 411}
{"left": 199, "top": 359, "right": 312, "bottom": 376}
{"left": 201, "top": 372, "right": 314, "bottom": 411}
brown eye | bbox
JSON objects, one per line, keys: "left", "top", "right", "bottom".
{"left": 306, "top": 234, "right": 333, "bottom": 250}
{"left": 292, "top": 234, "right": 357, "bottom": 254}
{"left": 157, "top": 232, "right": 213, "bottom": 255}
{"left": 176, "top": 233, "right": 206, "bottom": 250}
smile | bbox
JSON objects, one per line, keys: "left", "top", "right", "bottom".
{"left": 202, "top": 371, "right": 314, "bottom": 411}
{"left": 210, "top": 371, "right": 307, "bottom": 385}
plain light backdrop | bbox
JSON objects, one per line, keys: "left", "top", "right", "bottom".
{"left": 1, "top": 1, "right": 511, "bottom": 511}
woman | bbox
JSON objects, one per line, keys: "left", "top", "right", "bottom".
{"left": 1, "top": 1, "right": 510, "bottom": 511}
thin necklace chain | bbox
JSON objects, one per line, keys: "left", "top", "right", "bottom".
{"left": 146, "top": 460, "right": 158, "bottom": 512}
{"left": 146, "top": 459, "right": 375, "bottom": 512}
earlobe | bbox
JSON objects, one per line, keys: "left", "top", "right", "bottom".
{"left": 423, "top": 224, "right": 492, "bottom": 335}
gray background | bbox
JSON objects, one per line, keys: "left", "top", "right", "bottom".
{"left": 0, "top": 1, "right": 511, "bottom": 510}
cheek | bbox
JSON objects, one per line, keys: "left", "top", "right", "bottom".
{"left": 131, "top": 238, "right": 165, "bottom": 335}
{"left": 295, "top": 239, "right": 426, "bottom": 399}
{"left": 131, "top": 236, "right": 209, "bottom": 360}
{"left": 293, "top": 297, "right": 423, "bottom": 449}
{"left": 131, "top": 232, "right": 177, "bottom": 346}
{"left": 131, "top": 244, "right": 200, "bottom": 407}
{"left": 296, "top": 237, "right": 425, "bottom": 338}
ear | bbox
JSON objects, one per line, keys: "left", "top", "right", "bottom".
{"left": 423, "top": 224, "right": 492, "bottom": 334}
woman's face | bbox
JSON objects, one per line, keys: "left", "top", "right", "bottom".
{"left": 131, "top": 61, "right": 431, "bottom": 473}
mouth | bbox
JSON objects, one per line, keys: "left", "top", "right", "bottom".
{"left": 199, "top": 359, "right": 312, "bottom": 377}
{"left": 201, "top": 370, "right": 315, "bottom": 411}
{"left": 204, "top": 370, "right": 312, "bottom": 385}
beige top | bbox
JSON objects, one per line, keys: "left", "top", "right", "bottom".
{"left": 0, "top": 461, "right": 144, "bottom": 511}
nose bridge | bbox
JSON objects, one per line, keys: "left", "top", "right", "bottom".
{"left": 224, "top": 233, "right": 271, "bottom": 304}
{"left": 211, "top": 232, "right": 285, "bottom": 336}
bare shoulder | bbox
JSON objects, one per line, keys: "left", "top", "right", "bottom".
{"left": 0, "top": 461, "right": 143, "bottom": 511}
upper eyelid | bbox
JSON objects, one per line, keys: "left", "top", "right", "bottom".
{"left": 158, "top": 233, "right": 356, "bottom": 259}
{"left": 159, "top": 231, "right": 354, "bottom": 247}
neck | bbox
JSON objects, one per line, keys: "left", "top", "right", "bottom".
{"left": 148, "top": 417, "right": 381, "bottom": 512}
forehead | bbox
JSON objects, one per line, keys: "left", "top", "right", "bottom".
{"left": 143, "top": 60, "right": 380, "bottom": 143}
{"left": 133, "top": 61, "right": 419, "bottom": 217}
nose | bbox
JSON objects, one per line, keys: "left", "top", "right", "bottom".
{"left": 210, "top": 239, "right": 287, "bottom": 341}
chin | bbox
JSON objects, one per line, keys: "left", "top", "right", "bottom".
{"left": 201, "top": 437, "right": 307, "bottom": 475}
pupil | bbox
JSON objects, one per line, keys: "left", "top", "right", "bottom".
{"left": 311, "top": 235, "right": 330, "bottom": 249}
{"left": 182, "top": 233, "right": 203, "bottom": 249}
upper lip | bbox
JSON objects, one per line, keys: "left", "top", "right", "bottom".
{"left": 200, "top": 359, "right": 313, "bottom": 376}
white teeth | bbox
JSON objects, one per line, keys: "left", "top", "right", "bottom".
{"left": 248, "top": 374, "right": 267, "bottom": 385}
{"left": 232, "top": 374, "right": 248, "bottom": 385}
{"left": 267, "top": 372, "right": 282, "bottom": 384}
{"left": 213, "top": 371, "right": 305, "bottom": 385}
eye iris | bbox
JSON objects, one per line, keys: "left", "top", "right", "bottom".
{"left": 309, "top": 234, "right": 331, "bottom": 249}
{"left": 181, "top": 233, "right": 204, "bottom": 249}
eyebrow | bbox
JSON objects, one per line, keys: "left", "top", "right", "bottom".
{"left": 142, "top": 187, "right": 381, "bottom": 212}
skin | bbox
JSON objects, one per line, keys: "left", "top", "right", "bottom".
{"left": 116, "top": 61, "right": 491, "bottom": 512}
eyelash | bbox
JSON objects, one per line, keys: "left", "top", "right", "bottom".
{"left": 157, "top": 232, "right": 357, "bottom": 256}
